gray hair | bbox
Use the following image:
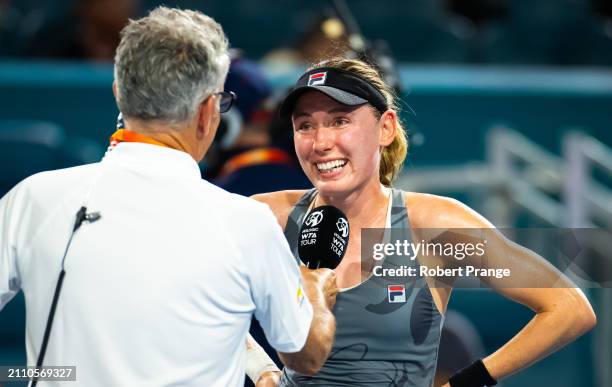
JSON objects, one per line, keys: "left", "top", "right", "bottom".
{"left": 114, "top": 7, "right": 230, "bottom": 125}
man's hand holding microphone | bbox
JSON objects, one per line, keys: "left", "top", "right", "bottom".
{"left": 276, "top": 266, "right": 338, "bottom": 376}
{"left": 251, "top": 206, "right": 349, "bottom": 384}
{"left": 277, "top": 206, "right": 348, "bottom": 374}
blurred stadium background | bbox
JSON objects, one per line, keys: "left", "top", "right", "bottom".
{"left": 0, "top": 0, "right": 611, "bottom": 386}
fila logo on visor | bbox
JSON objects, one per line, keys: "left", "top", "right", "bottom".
{"left": 388, "top": 284, "right": 406, "bottom": 303}
{"left": 308, "top": 72, "right": 327, "bottom": 86}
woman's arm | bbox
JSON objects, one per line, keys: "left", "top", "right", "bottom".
{"left": 252, "top": 190, "right": 307, "bottom": 229}
{"left": 476, "top": 239, "right": 595, "bottom": 381}
{"left": 410, "top": 194, "right": 596, "bottom": 384}
{"left": 246, "top": 334, "right": 282, "bottom": 386}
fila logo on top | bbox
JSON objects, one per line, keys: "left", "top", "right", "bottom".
{"left": 308, "top": 72, "right": 327, "bottom": 86}
{"left": 387, "top": 284, "right": 406, "bottom": 303}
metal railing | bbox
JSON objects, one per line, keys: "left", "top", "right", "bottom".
{"left": 398, "top": 127, "right": 612, "bottom": 228}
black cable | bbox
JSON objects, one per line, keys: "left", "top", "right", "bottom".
{"left": 31, "top": 206, "right": 99, "bottom": 387}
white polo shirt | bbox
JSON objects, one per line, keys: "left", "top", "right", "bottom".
{"left": 0, "top": 142, "right": 313, "bottom": 387}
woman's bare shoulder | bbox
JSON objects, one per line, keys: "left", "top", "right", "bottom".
{"left": 404, "top": 191, "right": 492, "bottom": 229}
{"left": 251, "top": 190, "right": 309, "bottom": 228}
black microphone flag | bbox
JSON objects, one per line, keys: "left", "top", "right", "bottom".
{"left": 298, "top": 205, "right": 349, "bottom": 269}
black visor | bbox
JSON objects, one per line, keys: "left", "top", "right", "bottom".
{"left": 279, "top": 67, "right": 388, "bottom": 117}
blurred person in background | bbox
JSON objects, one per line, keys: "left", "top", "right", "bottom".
{"left": 251, "top": 57, "right": 596, "bottom": 387}
{"left": 263, "top": 11, "right": 351, "bottom": 66}
{"left": 208, "top": 55, "right": 311, "bottom": 196}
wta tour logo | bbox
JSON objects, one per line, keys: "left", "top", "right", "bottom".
{"left": 387, "top": 284, "right": 406, "bottom": 303}
{"left": 305, "top": 210, "right": 324, "bottom": 227}
{"left": 298, "top": 206, "right": 349, "bottom": 269}
{"left": 336, "top": 218, "right": 349, "bottom": 238}
{"left": 308, "top": 72, "right": 327, "bottom": 86}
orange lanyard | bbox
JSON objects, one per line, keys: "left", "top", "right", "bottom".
{"left": 109, "top": 129, "right": 171, "bottom": 149}
{"left": 219, "top": 148, "right": 293, "bottom": 177}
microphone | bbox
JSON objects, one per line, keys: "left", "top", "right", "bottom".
{"left": 33, "top": 205, "right": 101, "bottom": 387}
{"left": 298, "top": 206, "right": 349, "bottom": 269}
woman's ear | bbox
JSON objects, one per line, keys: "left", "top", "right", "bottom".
{"left": 379, "top": 110, "right": 397, "bottom": 147}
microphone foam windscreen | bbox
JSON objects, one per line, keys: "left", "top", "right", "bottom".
{"left": 298, "top": 205, "right": 349, "bottom": 269}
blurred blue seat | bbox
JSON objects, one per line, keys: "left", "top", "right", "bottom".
{"left": 60, "top": 136, "right": 105, "bottom": 166}
{"left": 369, "top": 0, "right": 470, "bottom": 63}
{"left": 0, "top": 120, "right": 104, "bottom": 196}
{"left": 584, "top": 17, "right": 612, "bottom": 66}
{"left": 484, "top": 0, "right": 592, "bottom": 65}
{"left": 0, "top": 120, "right": 66, "bottom": 194}
{"left": 0, "top": 290, "right": 26, "bottom": 374}
{"left": 0, "top": 292, "right": 26, "bottom": 347}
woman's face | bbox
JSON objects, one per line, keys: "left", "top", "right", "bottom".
{"left": 292, "top": 90, "right": 389, "bottom": 196}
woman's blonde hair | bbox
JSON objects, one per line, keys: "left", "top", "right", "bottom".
{"left": 310, "top": 58, "right": 408, "bottom": 186}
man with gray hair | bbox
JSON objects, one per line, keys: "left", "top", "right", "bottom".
{"left": 0, "top": 7, "right": 337, "bottom": 387}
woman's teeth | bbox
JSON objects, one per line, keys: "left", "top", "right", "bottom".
{"left": 316, "top": 160, "right": 347, "bottom": 172}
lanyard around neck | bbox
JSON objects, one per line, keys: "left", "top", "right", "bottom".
{"left": 109, "top": 129, "right": 171, "bottom": 149}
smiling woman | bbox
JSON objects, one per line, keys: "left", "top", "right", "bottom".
{"left": 250, "top": 58, "right": 596, "bottom": 387}
{"left": 291, "top": 91, "right": 385, "bottom": 194}
{"left": 279, "top": 61, "right": 407, "bottom": 189}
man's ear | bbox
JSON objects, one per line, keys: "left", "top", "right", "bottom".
{"left": 112, "top": 81, "right": 118, "bottom": 99}
{"left": 196, "top": 95, "right": 216, "bottom": 139}
{"left": 379, "top": 110, "right": 397, "bottom": 147}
